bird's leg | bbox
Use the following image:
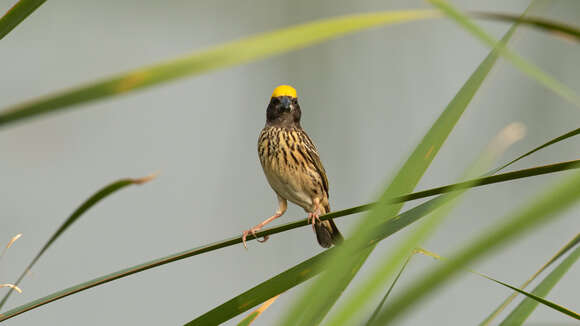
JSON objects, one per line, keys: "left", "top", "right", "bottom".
{"left": 308, "top": 199, "right": 324, "bottom": 230}
{"left": 243, "top": 195, "right": 287, "bottom": 249}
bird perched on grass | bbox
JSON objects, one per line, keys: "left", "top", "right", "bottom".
{"left": 242, "top": 85, "right": 343, "bottom": 248}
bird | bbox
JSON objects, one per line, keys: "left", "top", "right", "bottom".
{"left": 242, "top": 85, "right": 343, "bottom": 249}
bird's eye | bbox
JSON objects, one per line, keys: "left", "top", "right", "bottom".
{"left": 292, "top": 98, "right": 298, "bottom": 105}
{"left": 272, "top": 98, "right": 280, "bottom": 105}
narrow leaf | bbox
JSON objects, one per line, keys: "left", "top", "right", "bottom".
{"left": 473, "top": 12, "right": 580, "bottom": 42}
{"left": 0, "top": 0, "right": 45, "bottom": 40}
{"left": 481, "top": 233, "right": 580, "bottom": 325}
{"left": 430, "top": 0, "right": 580, "bottom": 106}
{"left": 498, "top": 244, "right": 580, "bottom": 324}
{"left": 0, "top": 173, "right": 157, "bottom": 309}
{"left": 0, "top": 10, "right": 438, "bottom": 127}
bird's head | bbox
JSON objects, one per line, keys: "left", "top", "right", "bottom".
{"left": 266, "top": 85, "right": 301, "bottom": 127}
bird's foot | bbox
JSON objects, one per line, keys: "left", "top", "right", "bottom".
{"left": 307, "top": 212, "right": 321, "bottom": 225}
{"left": 242, "top": 226, "right": 269, "bottom": 249}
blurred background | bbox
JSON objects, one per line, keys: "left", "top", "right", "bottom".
{"left": 1, "top": 0, "right": 579, "bottom": 325}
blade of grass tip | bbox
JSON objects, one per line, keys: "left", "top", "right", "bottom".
{"left": 365, "top": 254, "right": 414, "bottom": 326}
{"left": 490, "top": 127, "right": 580, "bottom": 175}
{"left": 0, "top": 172, "right": 157, "bottom": 310}
{"left": 0, "top": 0, "right": 46, "bottom": 40}
{"left": 0, "top": 161, "right": 575, "bottom": 325}
{"left": 0, "top": 234, "right": 22, "bottom": 262}
{"left": 415, "top": 246, "right": 580, "bottom": 321}
{"left": 0, "top": 285, "right": 21, "bottom": 294}
{"left": 471, "top": 12, "right": 580, "bottom": 42}
{"left": 430, "top": 0, "right": 580, "bottom": 107}
{"left": 325, "top": 122, "right": 525, "bottom": 326}
{"left": 236, "top": 294, "right": 281, "bottom": 326}
{"left": 0, "top": 10, "right": 439, "bottom": 128}
{"left": 497, "top": 247, "right": 580, "bottom": 324}
{"left": 370, "top": 170, "right": 580, "bottom": 325}
{"left": 281, "top": 7, "right": 528, "bottom": 325}
{"left": 481, "top": 233, "right": 580, "bottom": 325}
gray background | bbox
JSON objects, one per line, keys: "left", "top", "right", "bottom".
{"left": 1, "top": 0, "right": 579, "bottom": 325}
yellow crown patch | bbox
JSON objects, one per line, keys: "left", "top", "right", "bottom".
{"left": 271, "top": 85, "right": 297, "bottom": 98}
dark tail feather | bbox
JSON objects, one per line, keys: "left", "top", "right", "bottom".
{"left": 314, "top": 219, "right": 343, "bottom": 248}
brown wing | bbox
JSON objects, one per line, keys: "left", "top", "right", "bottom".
{"left": 298, "top": 130, "right": 329, "bottom": 198}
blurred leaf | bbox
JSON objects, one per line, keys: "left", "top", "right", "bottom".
{"left": 0, "top": 159, "right": 576, "bottom": 323}
{"left": 325, "top": 121, "right": 526, "bottom": 326}
{"left": 496, "top": 244, "right": 580, "bottom": 324}
{"left": 0, "top": 173, "right": 157, "bottom": 310}
{"left": 473, "top": 12, "right": 580, "bottom": 42}
{"left": 369, "top": 171, "right": 580, "bottom": 325}
{"left": 280, "top": 12, "right": 525, "bottom": 326}
{"left": 0, "top": 10, "right": 438, "bottom": 127}
{"left": 481, "top": 233, "right": 580, "bottom": 325}
{"left": 0, "top": 284, "right": 21, "bottom": 294}
{"left": 0, "top": 0, "right": 45, "bottom": 40}
{"left": 236, "top": 295, "right": 280, "bottom": 326}
{"left": 430, "top": 0, "right": 580, "bottom": 107}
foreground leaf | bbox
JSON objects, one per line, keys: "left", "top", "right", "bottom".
{"left": 0, "top": 10, "right": 438, "bottom": 127}
{"left": 0, "top": 173, "right": 157, "bottom": 309}
{"left": 369, "top": 171, "right": 580, "bottom": 325}
{"left": 0, "top": 0, "right": 45, "bottom": 40}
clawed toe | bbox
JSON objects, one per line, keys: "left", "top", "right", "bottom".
{"left": 242, "top": 226, "right": 268, "bottom": 249}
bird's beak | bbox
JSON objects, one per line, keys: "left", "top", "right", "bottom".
{"left": 281, "top": 97, "right": 292, "bottom": 111}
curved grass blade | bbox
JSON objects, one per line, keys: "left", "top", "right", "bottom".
{"left": 481, "top": 233, "right": 580, "bottom": 325}
{"left": 472, "top": 12, "right": 580, "bottom": 42}
{"left": 414, "top": 246, "right": 580, "bottom": 322}
{"left": 369, "top": 171, "right": 580, "bottom": 325}
{"left": 430, "top": 0, "right": 580, "bottom": 107}
{"left": 0, "top": 161, "right": 577, "bottom": 323}
{"left": 498, "top": 244, "right": 580, "bottom": 324}
{"left": 280, "top": 12, "right": 526, "bottom": 326}
{"left": 0, "top": 173, "right": 157, "bottom": 310}
{"left": 236, "top": 294, "right": 280, "bottom": 326}
{"left": 0, "top": 10, "right": 438, "bottom": 128}
{"left": 0, "top": 0, "right": 45, "bottom": 40}
{"left": 491, "top": 127, "right": 580, "bottom": 174}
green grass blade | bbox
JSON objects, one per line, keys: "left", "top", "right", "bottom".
{"left": 369, "top": 171, "right": 580, "bottom": 325}
{"left": 365, "top": 254, "right": 413, "bottom": 325}
{"left": 0, "top": 173, "right": 156, "bottom": 310}
{"left": 491, "top": 128, "right": 580, "bottom": 174}
{"left": 481, "top": 233, "right": 580, "bottom": 325}
{"left": 415, "top": 245, "right": 580, "bottom": 322}
{"left": 0, "top": 10, "right": 438, "bottom": 128}
{"left": 0, "top": 159, "right": 575, "bottom": 323}
{"left": 280, "top": 11, "right": 525, "bottom": 326}
{"left": 0, "top": 0, "right": 45, "bottom": 40}
{"left": 473, "top": 12, "right": 580, "bottom": 42}
{"left": 430, "top": 0, "right": 580, "bottom": 107}
{"left": 496, "top": 244, "right": 580, "bottom": 324}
